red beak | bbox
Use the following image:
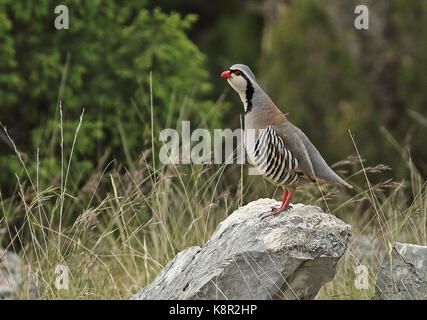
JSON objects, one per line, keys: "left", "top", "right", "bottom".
{"left": 221, "top": 70, "right": 231, "bottom": 78}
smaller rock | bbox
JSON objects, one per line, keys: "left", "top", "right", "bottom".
{"left": 374, "top": 242, "right": 427, "bottom": 300}
{"left": 0, "top": 249, "right": 40, "bottom": 300}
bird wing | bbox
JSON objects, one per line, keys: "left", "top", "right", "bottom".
{"left": 272, "top": 121, "right": 353, "bottom": 189}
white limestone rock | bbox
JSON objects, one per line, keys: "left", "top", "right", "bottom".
{"left": 132, "top": 198, "right": 351, "bottom": 300}
{"left": 374, "top": 242, "right": 427, "bottom": 300}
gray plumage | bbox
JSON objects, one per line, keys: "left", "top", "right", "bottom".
{"left": 224, "top": 64, "right": 352, "bottom": 190}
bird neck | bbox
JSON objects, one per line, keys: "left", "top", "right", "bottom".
{"left": 244, "top": 87, "right": 286, "bottom": 130}
{"left": 238, "top": 81, "right": 255, "bottom": 114}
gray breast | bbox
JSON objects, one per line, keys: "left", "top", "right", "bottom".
{"left": 249, "top": 126, "right": 300, "bottom": 186}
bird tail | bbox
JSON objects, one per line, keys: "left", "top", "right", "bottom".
{"left": 315, "top": 174, "right": 353, "bottom": 189}
{"left": 337, "top": 179, "right": 353, "bottom": 190}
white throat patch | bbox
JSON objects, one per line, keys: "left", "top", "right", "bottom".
{"left": 227, "top": 76, "right": 249, "bottom": 112}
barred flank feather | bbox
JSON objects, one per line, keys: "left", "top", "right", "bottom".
{"left": 252, "top": 126, "right": 299, "bottom": 186}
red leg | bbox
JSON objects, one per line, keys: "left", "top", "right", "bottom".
{"left": 259, "top": 190, "right": 288, "bottom": 216}
{"left": 277, "top": 189, "right": 289, "bottom": 208}
{"left": 260, "top": 189, "right": 295, "bottom": 219}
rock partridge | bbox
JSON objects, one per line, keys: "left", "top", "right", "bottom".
{"left": 221, "top": 64, "right": 352, "bottom": 218}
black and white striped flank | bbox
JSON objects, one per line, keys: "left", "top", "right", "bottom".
{"left": 252, "top": 126, "right": 300, "bottom": 186}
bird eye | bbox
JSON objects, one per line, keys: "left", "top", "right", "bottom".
{"left": 234, "top": 71, "right": 241, "bottom": 76}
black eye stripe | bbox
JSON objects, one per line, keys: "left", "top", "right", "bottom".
{"left": 230, "top": 69, "right": 244, "bottom": 76}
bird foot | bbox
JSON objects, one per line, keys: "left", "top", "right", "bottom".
{"left": 259, "top": 204, "right": 292, "bottom": 220}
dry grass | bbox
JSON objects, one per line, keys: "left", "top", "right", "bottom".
{"left": 0, "top": 89, "right": 425, "bottom": 300}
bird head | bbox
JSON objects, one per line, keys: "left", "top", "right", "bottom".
{"left": 221, "top": 64, "right": 256, "bottom": 94}
{"left": 221, "top": 64, "right": 257, "bottom": 113}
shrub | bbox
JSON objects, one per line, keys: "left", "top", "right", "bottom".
{"left": 0, "top": 0, "right": 218, "bottom": 190}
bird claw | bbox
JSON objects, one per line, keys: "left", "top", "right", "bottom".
{"left": 258, "top": 206, "right": 278, "bottom": 218}
{"left": 259, "top": 204, "right": 292, "bottom": 220}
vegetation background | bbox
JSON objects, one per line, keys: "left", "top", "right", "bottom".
{"left": 0, "top": 0, "right": 425, "bottom": 299}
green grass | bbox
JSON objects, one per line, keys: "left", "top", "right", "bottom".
{"left": 0, "top": 94, "right": 425, "bottom": 300}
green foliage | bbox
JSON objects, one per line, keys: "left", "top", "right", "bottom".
{"left": 258, "top": 0, "right": 426, "bottom": 179}
{"left": 394, "top": 0, "right": 427, "bottom": 113}
{"left": 258, "top": 0, "right": 373, "bottom": 166}
{"left": 0, "top": 0, "right": 218, "bottom": 190}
